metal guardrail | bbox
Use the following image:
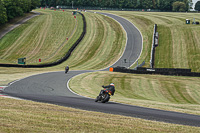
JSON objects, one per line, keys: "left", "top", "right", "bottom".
{"left": 150, "top": 24, "right": 158, "bottom": 68}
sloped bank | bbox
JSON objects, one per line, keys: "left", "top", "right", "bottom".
{"left": 0, "top": 12, "right": 86, "bottom": 68}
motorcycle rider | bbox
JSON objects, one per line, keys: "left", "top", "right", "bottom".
{"left": 65, "top": 65, "right": 69, "bottom": 74}
{"left": 99, "top": 83, "right": 115, "bottom": 96}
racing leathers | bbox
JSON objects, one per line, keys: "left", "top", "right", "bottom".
{"left": 99, "top": 84, "right": 115, "bottom": 96}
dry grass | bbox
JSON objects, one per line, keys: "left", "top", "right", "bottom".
{"left": 0, "top": 97, "right": 200, "bottom": 132}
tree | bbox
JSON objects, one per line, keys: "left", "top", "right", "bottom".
{"left": 183, "top": 0, "right": 190, "bottom": 11}
{"left": 141, "top": 0, "right": 154, "bottom": 9}
{"left": 136, "top": 0, "right": 141, "bottom": 8}
{"left": 172, "top": 1, "right": 186, "bottom": 12}
{"left": 195, "top": 1, "right": 200, "bottom": 11}
{"left": 16, "top": 0, "right": 32, "bottom": 13}
{"left": 4, "top": 0, "right": 23, "bottom": 20}
{"left": 158, "top": 0, "right": 173, "bottom": 11}
{"left": 31, "top": 0, "right": 40, "bottom": 9}
{"left": 0, "top": 0, "right": 7, "bottom": 24}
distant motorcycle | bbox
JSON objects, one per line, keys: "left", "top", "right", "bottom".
{"left": 95, "top": 88, "right": 112, "bottom": 103}
{"left": 65, "top": 66, "right": 69, "bottom": 74}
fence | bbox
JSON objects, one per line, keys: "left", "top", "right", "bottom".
{"left": 54, "top": 6, "right": 161, "bottom": 12}
{"left": 150, "top": 24, "right": 158, "bottom": 68}
{"left": 113, "top": 66, "right": 200, "bottom": 77}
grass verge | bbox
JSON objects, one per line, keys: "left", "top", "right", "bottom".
{"left": 69, "top": 71, "right": 200, "bottom": 115}
{"left": 103, "top": 11, "right": 200, "bottom": 72}
{"left": 0, "top": 9, "right": 82, "bottom": 65}
{"left": 0, "top": 97, "right": 200, "bottom": 132}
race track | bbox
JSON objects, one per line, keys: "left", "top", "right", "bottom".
{"left": 3, "top": 12, "right": 200, "bottom": 127}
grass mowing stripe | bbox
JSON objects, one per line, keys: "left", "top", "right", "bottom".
{"left": 0, "top": 18, "right": 40, "bottom": 60}
{"left": 103, "top": 11, "right": 200, "bottom": 72}
{"left": 0, "top": 9, "right": 79, "bottom": 64}
{"left": 185, "top": 28, "right": 200, "bottom": 72}
{"left": 1, "top": 97, "right": 200, "bottom": 132}
{"left": 69, "top": 71, "right": 200, "bottom": 115}
{"left": 155, "top": 25, "right": 173, "bottom": 68}
{"left": 64, "top": 12, "right": 126, "bottom": 70}
{"left": 71, "top": 15, "right": 104, "bottom": 68}
{"left": 163, "top": 81, "right": 184, "bottom": 103}
{"left": 68, "top": 13, "right": 96, "bottom": 68}
{"left": 175, "top": 83, "right": 198, "bottom": 104}
{"left": 27, "top": 13, "right": 52, "bottom": 60}
{"left": 171, "top": 26, "right": 188, "bottom": 69}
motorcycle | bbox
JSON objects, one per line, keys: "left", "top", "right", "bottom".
{"left": 65, "top": 66, "right": 69, "bottom": 74}
{"left": 95, "top": 89, "right": 112, "bottom": 103}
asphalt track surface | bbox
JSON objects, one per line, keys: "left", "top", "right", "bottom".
{"left": 3, "top": 12, "right": 200, "bottom": 127}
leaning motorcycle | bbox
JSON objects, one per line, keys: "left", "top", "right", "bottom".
{"left": 95, "top": 89, "right": 112, "bottom": 103}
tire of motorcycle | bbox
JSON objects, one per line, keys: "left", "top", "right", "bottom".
{"left": 101, "top": 94, "right": 110, "bottom": 103}
{"left": 95, "top": 96, "right": 100, "bottom": 102}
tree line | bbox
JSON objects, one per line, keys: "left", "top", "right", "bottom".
{"left": 40, "top": 0, "right": 192, "bottom": 11}
{"left": 0, "top": 0, "right": 40, "bottom": 25}
{"left": 195, "top": 1, "right": 200, "bottom": 11}
{"left": 0, "top": 0, "right": 194, "bottom": 25}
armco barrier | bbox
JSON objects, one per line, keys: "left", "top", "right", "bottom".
{"left": 0, "top": 12, "right": 86, "bottom": 68}
{"left": 113, "top": 67, "right": 200, "bottom": 77}
{"left": 150, "top": 24, "right": 157, "bottom": 68}
{"left": 137, "top": 67, "right": 191, "bottom": 73}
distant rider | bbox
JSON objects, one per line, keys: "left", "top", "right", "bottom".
{"left": 65, "top": 65, "right": 69, "bottom": 74}
{"left": 99, "top": 83, "right": 115, "bottom": 96}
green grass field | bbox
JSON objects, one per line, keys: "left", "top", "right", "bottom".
{"left": 106, "top": 11, "right": 200, "bottom": 72}
{"left": 0, "top": 9, "right": 200, "bottom": 132}
{"left": 63, "top": 12, "right": 126, "bottom": 70}
{"left": 0, "top": 9, "right": 82, "bottom": 64}
{"left": 69, "top": 71, "right": 200, "bottom": 115}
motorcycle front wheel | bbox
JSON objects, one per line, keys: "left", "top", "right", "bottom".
{"left": 95, "top": 96, "right": 100, "bottom": 102}
{"left": 101, "top": 94, "right": 110, "bottom": 103}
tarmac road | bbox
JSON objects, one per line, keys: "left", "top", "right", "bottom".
{"left": 3, "top": 12, "right": 200, "bottom": 127}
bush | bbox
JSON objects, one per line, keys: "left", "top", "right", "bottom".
{"left": 172, "top": 1, "right": 186, "bottom": 12}
{"left": 0, "top": 0, "right": 7, "bottom": 24}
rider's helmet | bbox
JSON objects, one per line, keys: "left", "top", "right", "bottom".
{"left": 110, "top": 83, "right": 114, "bottom": 86}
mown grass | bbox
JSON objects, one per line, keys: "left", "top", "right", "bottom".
{"left": 0, "top": 10, "right": 126, "bottom": 85}
{"left": 0, "top": 9, "right": 82, "bottom": 64}
{"left": 104, "top": 11, "right": 200, "bottom": 72}
{"left": 1, "top": 97, "right": 200, "bottom": 132}
{"left": 63, "top": 12, "right": 126, "bottom": 70}
{"left": 1, "top": 10, "right": 200, "bottom": 132}
{"left": 69, "top": 71, "right": 200, "bottom": 115}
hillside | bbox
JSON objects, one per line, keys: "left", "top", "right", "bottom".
{"left": 0, "top": 9, "right": 200, "bottom": 132}
{"left": 107, "top": 11, "right": 200, "bottom": 72}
